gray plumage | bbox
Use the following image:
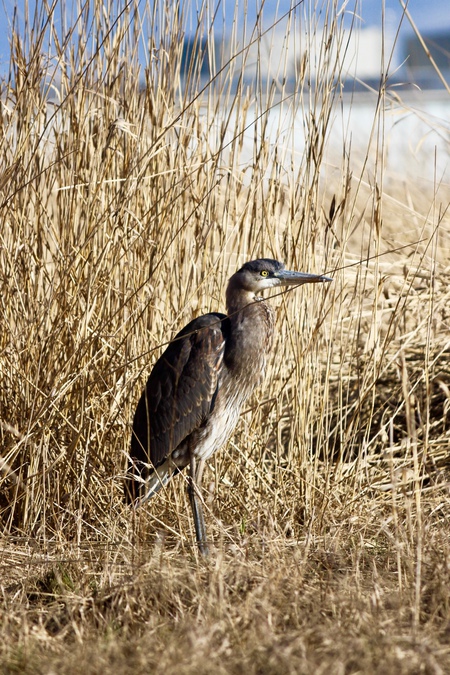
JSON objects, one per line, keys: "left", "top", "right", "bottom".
{"left": 125, "top": 259, "right": 331, "bottom": 554}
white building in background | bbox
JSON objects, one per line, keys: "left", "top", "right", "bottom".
{"left": 216, "top": 25, "right": 398, "bottom": 89}
{"left": 184, "top": 22, "right": 450, "bottom": 91}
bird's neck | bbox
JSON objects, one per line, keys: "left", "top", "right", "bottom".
{"left": 225, "top": 285, "right": 275, "bottom": 380}
{"left": 225, "top": 285, "right": 258, "bottom": 316}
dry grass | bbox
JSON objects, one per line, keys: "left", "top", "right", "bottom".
{"left": 1, "top": 1, "right": 450, "bottom": 672}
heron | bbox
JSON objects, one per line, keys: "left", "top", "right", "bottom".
{"left": 125, "top": 259, "right": 331, "bottom": 555}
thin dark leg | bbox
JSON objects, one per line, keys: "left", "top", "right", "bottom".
{"left": 188, "top": 455, "right": 209, "bottom": 556}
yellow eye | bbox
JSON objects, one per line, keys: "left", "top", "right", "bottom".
{"left": 260, "top": 270, "right": 269, "bottom": 277}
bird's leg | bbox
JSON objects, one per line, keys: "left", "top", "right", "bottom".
{"left": 188, "top": 454, "right": 209, "bottom": 557}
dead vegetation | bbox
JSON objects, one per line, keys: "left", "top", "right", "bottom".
{"left": 0, "top": 1, "right": 450, "bottom": 672}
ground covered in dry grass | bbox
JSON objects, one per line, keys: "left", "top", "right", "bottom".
{"left": 1, "top": 1, "right": 450, "bottom": 672}
{"left": 2, "top": 486, "right": 450, "bottom": 675}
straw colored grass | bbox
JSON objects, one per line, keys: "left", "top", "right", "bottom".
{"left": 1, "top": 1, "right": 450, "bottom": 672}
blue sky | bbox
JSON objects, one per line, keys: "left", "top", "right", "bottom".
{"left": 0, "top": 0, "right": 448, "bottom": 68}
{"left": 208, "top": 0, "right": 450, "bottom": 34}
{"left": 359, "top": 0, "right": 449, "bottom": 32}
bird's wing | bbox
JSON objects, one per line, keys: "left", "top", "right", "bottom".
{"left": 130, "top": 313, "right": 228, "bottom": 470}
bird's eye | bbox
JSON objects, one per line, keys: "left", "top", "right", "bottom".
{"left": 260, "top": 270, "right": 269, "bottom": 277}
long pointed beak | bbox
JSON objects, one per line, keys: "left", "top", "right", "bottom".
{"left": 274, "top": 270, "right": 333, "bottom": 286}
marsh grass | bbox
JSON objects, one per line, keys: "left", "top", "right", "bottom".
{"left": 1, "top": 1, "right": 450, "bottom": 672}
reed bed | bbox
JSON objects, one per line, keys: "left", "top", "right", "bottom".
{"left": 0, "top": 1, "right": 449, "bottom": 672}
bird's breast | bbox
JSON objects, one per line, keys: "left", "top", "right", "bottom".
{"left": 189, "top": 302, "right": 275, "bottom": 463}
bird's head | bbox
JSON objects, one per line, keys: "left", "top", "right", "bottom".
{"left": 230, "top": 258, "right": 332, "bottom": 294}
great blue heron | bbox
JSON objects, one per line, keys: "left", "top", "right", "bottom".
{"left": 125, "top": 259, "right": 331, "bottom": 555}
